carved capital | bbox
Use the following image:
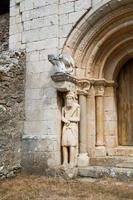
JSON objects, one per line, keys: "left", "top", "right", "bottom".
{"left": 76, "top": 79, "right": 91, "bottom": 95}
{"left": 95, "top": 85, "right": 105, "bottom": 97}
{"left": 88, "top": 86, "right": 96, "bottom": 97}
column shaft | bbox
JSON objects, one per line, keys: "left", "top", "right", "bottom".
{"left": 96, "top": 95, "right": 104, "bottom": 146}
{"left": 79, "top": 94, "right": 87, "bottom": 153}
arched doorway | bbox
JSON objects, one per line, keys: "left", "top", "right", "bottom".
{"left": 117, "top": 59, "right": 133, "bottom": 146}
{"left": 64, "top": 0, "right": 133, "bottom": 158}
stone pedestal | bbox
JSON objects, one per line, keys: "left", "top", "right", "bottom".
{"left": 78, "top": 153, "right": 90, "bottom": 167}
{"left": 95, "top": 146, "right": 106, "bottom": 157}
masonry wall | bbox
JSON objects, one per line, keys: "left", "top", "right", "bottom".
{"left": 9, "top": 0, "right": 123, "bottom": 173}
{"left": 0, "top": 51, "right": 25, "bottom": 179}
{"left": 0, "top": 13, "right": 9, "bottom": 52}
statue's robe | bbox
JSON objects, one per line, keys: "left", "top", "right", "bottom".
{"left": 62, "top": 103, "right": 80, "bottom": 147}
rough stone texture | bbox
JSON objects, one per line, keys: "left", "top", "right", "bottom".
{"left": 78, "top": 166, "right": 133, "bottom": 180}
{"left": 0, "top": 51, "right": 25, "bottom": 179}
{"left": 0, "top": 13, "right": 9, "bottom": 52}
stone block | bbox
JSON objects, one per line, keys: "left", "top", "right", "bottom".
{"left": 95, "top": 146, "right": 106, "bottom": 157}
{"left": 59, "top": 24, "right": 73, "bottom": 38}
{"left": 24, "top": 121, "right": 49, "bottom": 137}
{"left": 26, "top": 72, "right": 51, "bottom": 89}
{"left": 22, "top": 10, "right": 33, "bottom": 22}
{"left": 104, "top": 96, "right": 116, "bottom": 111}
{"left": 78, "top": 153, "right": 90, "bottom": 167}
{"left": 75, "top": 0, "right": 91, "bottom": 11}
{"left": 25, "top": 88, "right": 43, "bottom": 100}
{"left": 104, "top": 121, "right": 117, "bottom": 136}
{"left": 60, "top": 14, "right": 69, "bottom": 25}
{"left": 68, "top": 11, "right": 84, "bottom": 24}
{"left": 59, "top": 2, "right": 74, "bottom": 15}
{"left": 33, "top": 4, "right": 58, "bottom": 18}
{"left": 39, "top": 25, "right": 58, "bottom": 40}
{"left": 33, "top": 0, "right": 46, "bottom": 8}
{"left": 26, "top": 38, "right": 58, "bottom": 52}
{"left": 22, "top": 29, "right": 40, "bottom": 43}
{"left": 21, "top": 151, "right": 48, "bottom": 175}
{"left": 78, "top": 166, "right": 133, "bottom": 180}
{"left": 105, "top": 86, "right": 114, "bottom": 97}
{"left": 104, "top": 111, "right": 117, "bottom": 121}
{"left": 22, "top": 137, "right": 49, "bottom": 152}
{"left": 26, "top": 60, "right": 50, "bottom": 73}
{"left": 105, "top": 136, "right": 117, "bottom": 148}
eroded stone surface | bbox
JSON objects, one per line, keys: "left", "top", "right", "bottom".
{"left": 0, "top": 51, "right": 25, "bottom": 179}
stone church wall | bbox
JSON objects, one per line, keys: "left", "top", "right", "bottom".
{"left": 8, "top": 0, "right": 133, "bottom": 173}
{"left": 9, "top": 0, "right": 93, "bottom": 174}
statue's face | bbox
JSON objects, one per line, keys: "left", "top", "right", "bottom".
{"left": 66, "top": 96, "right": 74, "bottom": 108}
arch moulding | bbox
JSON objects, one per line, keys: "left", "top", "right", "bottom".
{"left": 62, "top": 0, "right": 133, "bottom": 158}
{"left": 63, "top": 0, "right": 133, "bottom": 82}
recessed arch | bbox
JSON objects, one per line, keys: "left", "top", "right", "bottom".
{"left": 63, "top": 0, "right": 133, "bottom": 80}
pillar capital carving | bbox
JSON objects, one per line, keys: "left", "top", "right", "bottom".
{"left": 76, "top": 79, "right": 91, "bottom": 95}
{"left": 51, "top": 73, "right": 91, "bottom": 95}
{"left": 95, "top": 85, "right": 105, "bottom": 97}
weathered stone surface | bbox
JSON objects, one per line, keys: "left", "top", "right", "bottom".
{"left": 7, "top": 0, "right": 133, "bottom": 177}
{"left": 0, "top": 13, "right": 9, "bottom": 52}
{"left": 78, "top": 166, "right": 133, "bottom": 180}
{"left": 0, "top": 51, "right": 25, "bottom": 179}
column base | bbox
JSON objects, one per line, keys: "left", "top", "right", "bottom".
{"left": 77, "top": 153, "right": 90, "bottom": 167}
{"left": 95, "top": 146, "right": 106, "bottom": 157}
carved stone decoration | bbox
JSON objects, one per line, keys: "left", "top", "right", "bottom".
{"left": 61, "top": 91, "right": 80, "bottom": 167}
{"left": 48, "top": 53, "right": 75, "bottom": 74}
{"left": 76, "top": 79, "right": 91, "bottom": 95}
{"left": 95, "top": 85, "right": 105, "bottom": 97}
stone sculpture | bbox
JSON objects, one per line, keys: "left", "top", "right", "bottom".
{"left": 48, "top": 53, "right": 75, "bottom": 74}
{"left": 61, "top": 91, "right": 80, "bottom": 167}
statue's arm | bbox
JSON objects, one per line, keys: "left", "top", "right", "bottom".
{"left": 69, "top": 107, "right": 80, "bottom": 122}
{"left": 61, "top": 107, "right": 68, "bottom": 123}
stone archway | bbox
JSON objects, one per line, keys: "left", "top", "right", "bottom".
{"left": 63, "top": 0, "right": 133, "bottom": 159}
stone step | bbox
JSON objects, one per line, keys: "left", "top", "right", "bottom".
{"left": 90, "top": 156, "right": 133, "bottom": 168}
{"left": 108, "top": 147, "right": 133, "bottom": 156}
{"left": 78, "top": 166, "right": 133, "bottom": 180}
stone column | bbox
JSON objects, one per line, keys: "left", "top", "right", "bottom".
{"left": 78, "top": 94, "right": 89, "bottom": 167}
{"left": 87, "top": 86, "right": 96, "bottom": 157}
{"left": 95, "top": 86, "right": 106, "bottom": 157}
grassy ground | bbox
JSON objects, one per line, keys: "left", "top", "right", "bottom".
{"left": 0, "top": 175, "right": 133, "bottom": 200}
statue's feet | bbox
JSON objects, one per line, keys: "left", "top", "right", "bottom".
{"left": 69, "top": 162, "right": 76, "bottom": 168}
{"left": 62, "top": 162, "right": 68, "bottom": 167}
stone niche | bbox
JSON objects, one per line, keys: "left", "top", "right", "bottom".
{"left": 48, "top": 53, "right": 91, "bottom": 171}
{"left": 0, "top": 51, "right": 25, "bottom": 179}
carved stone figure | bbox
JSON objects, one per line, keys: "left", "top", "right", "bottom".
{"left": 61, "top": 91, "right": 80, "bottom": 167}
{"left": 48, "top": 53, "right": 75, "bottom": 74}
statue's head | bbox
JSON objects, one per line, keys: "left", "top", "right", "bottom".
{"left": 66, "top": 91, "right": 75, "bottom": 108}
{"left": 48, "top": 54, "right": 57, "bottom": 65}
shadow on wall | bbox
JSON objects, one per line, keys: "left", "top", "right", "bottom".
{"left": 0, "top": 0, "right": 9, "bottom": 52}
{"left": 0, "top": 0, "right": 9, "bottom": 14}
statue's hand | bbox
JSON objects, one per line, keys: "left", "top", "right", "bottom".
{"left": 65, "top": 120, "right": 70, "bottom": 126}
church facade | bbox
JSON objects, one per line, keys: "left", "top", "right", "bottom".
{"left": 2, "top": 0, "right": 133, "bottom": 177}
